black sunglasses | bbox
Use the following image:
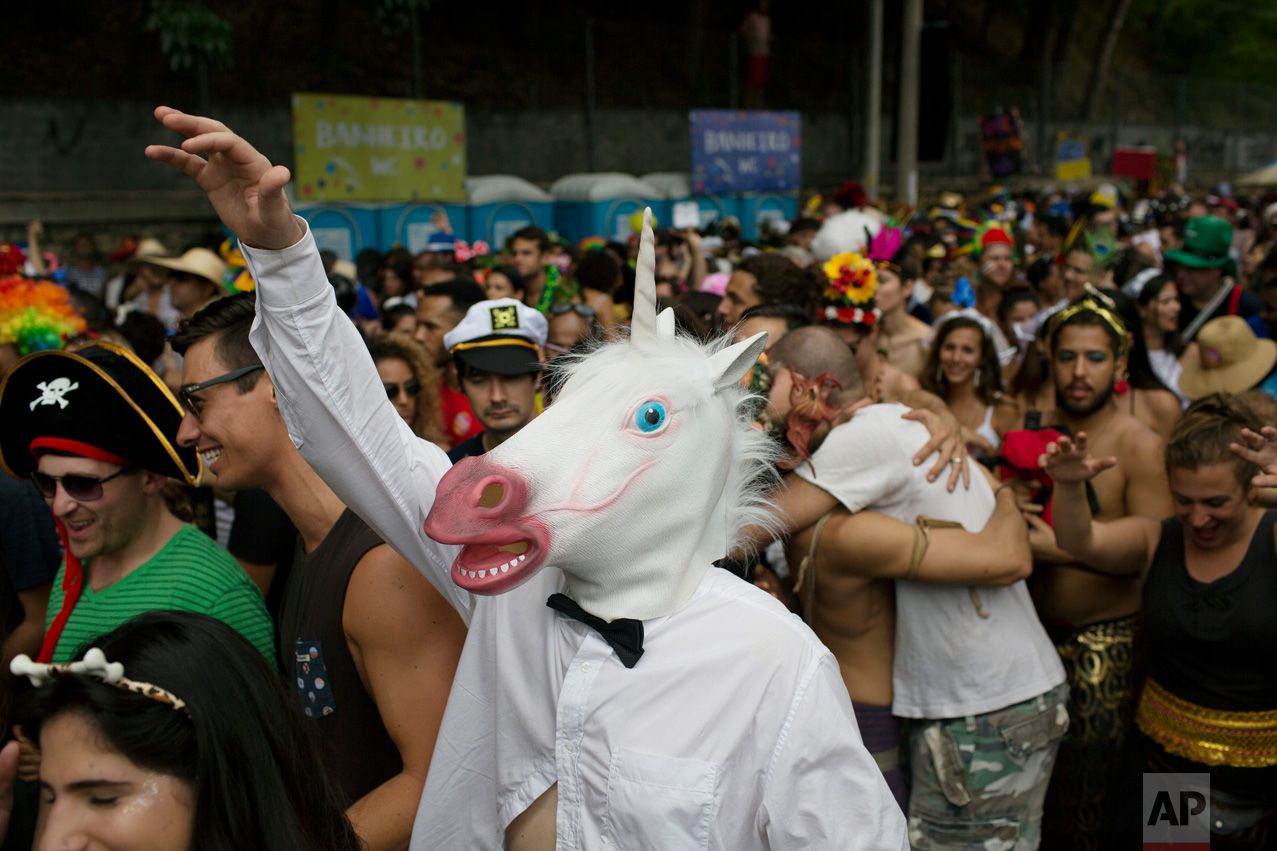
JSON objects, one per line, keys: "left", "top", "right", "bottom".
{"left": 32, "top": 467, "right": 134, "bottom": 502}
{"left": 384, "top": 379, "right": 422, "bottom": 400}
{"left": 548, "top": 303, "right": 597, "bottom": 318}
{"left": 179, "top": 365, "right": 265, "bottom": 419}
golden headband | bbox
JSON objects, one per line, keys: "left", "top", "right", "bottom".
{"left": 1046, "top": 291, "right": 1131, "bottom": 359}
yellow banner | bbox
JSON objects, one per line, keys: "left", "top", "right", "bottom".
{"left": 291, "top": 93, "right": 466, "bottom": 202}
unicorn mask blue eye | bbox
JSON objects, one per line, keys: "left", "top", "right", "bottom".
{"left": 423, "top": 209, "right": 784, "bottom": 622}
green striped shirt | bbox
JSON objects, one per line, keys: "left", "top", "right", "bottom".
{"left": 46, "top": 524, "right": 276, "bottom": 664}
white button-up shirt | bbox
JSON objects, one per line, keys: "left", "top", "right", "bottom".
{"left": 243, "top": 222, "right": 908, "bottom": 851}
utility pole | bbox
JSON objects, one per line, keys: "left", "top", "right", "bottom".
{"left": 896, "top": 0, "right": 922, "bottom": 204}
{"left": 863, "top": 0, "right": 883, "bottom": 199}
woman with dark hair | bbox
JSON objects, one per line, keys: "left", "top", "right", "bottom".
{"left": 1104, "top": 287, "right": 1182, "bottom": 438}
{"left": 1045, "top": 395, "right": 1277, "bottom": 849}
{"left": 365, "top": 333, "right": 445, "bottom": 447}
{"left": 377, "top": 253, "right": 415, "bottom": 310}
{"left": 921, "top": 314, "right": 1018, "bottom": 457}
{"left": 482, "top": 264, "right": 526, "bottom": 302}
{"left": 13, "top": 610, "right": 360, "bottom": 851}
{"left": 1136, "top": 273, "right": 1189, "bottom": 407}
{"left": 379, "top": 303, "right": 418, "bottom": 337}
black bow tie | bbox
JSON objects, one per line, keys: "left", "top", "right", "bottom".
{"left": 546, "top": 593, "right": 645, "bottom": 669}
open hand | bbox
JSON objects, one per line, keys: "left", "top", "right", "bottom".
{"left": 903, "top": 407, "right": 969, "bottom": 491}
{"left": 1039, "top": 432, "right": 1115, "bottom": 483}
{"left": 145, "top": 106, "right": 303, "bottom": 250}
{"left": 1231, "top": 426, "right": 1277, "bottom": 488}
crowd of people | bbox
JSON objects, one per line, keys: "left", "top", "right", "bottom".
{"left": 0, "top": 106, "right": 1276, "bottom": 849}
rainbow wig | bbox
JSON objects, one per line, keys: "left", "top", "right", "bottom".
{"left": 0, "top": 275, "right": 86, "bottom": 354}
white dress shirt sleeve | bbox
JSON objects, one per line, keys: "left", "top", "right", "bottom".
{"left": 758, "top": 654, "right": 910, "bottom": 849}
{"left": 241, "top": 218, "right": 472, "bottom": 622}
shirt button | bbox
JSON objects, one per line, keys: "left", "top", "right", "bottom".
{"left": 580, "top": 662, "right": 593, "bottom": 672}
{"left": 518, "top": 790, "right": 527, "bottom": 802}
{"left": 564, "top": 741, "right": 577, "bottom": 754}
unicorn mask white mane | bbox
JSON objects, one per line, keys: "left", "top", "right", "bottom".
{"left": 424, "top": 209, "right": 783, "bottom": 621}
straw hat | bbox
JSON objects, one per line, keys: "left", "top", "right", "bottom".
{"left": 145, "top": 247, "right": 227, "bottom": 287}
{"left": 1178, "top": 316, "right": 1277, "bottom": 400}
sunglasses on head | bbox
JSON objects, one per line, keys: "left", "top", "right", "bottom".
{"left": 32, "top": 467, "right": 134, "bottom": 501}
{"left": 179, "top": 365, "right": 265, "bottom": 420}
{"left": 384, "top": 379, "right": 421, "bottom": 399}
{"left": 548, "top": 303, "right": 597, "bottom": 318}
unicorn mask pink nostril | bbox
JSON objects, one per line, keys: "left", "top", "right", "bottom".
{"left": 424, "top": 456, "right": 550, "bottom": 594}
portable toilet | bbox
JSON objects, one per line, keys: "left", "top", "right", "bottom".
{"left": 292, "top": 202, "right": 383, "bottom": 262}
{"left": 739, "top": 191, "right": 799, "bottom": 242}
{"left": 465, "top": 175, "right": 555, "bottom": 251}
{"left": 550, "top": 173, "right": 663, "bottom": 245}
{"left": 377, "top": 200, "right": 469, "bottom": 255}
{"left": 640, "top": 172, "right": 740, "bottom": 231}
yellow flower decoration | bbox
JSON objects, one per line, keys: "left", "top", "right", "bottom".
{"left": 821, "top": 251, "right": 877, "bottom": 306}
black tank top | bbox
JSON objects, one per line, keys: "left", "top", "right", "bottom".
{"left": 278, "top": 508, "right": 402, "bottom": 805}
{"left": 1143, "top": 511, "right": 1277, "bottom": 712}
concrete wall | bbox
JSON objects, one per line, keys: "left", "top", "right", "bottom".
{"left": 3, "top": 97, "right": 1272, "bottom": 243}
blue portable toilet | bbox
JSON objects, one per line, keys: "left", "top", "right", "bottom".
{"left": 465, "top": 175, "right": 554, "bottom": 251}
{"left": 738, "top": 191, "right": 799, "bottom": 242}
{"left": 550, "top": 174, "right": 663, "bottom": 245}
{"left": 377, "top": 200, "right": 470, "bottom": 255}
{"left": 640, "top": 173, "right": 740, "bottom": 231}
{"left": 292, "top": 202, "right": 382, "bottom": 262}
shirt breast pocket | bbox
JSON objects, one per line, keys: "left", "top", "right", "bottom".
{"left": 602, "top": 747, "right": 719, "bottom": 851}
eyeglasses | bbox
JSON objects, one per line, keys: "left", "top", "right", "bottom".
{"left": 32, "top": 467, "right": 134, "bottom": 501}
{"left": 548, "top": 303, "right": 597, "bottom": 318}
{"left": 179, "top": 365, "right": 265, "bottom": 419}
{"left": 384, "top": 379, "right": 421, "bottom": 399}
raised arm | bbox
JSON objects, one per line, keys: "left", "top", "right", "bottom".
{"left": 1232, "top": 426, "right": 1277, "bottom": 507}
{"left": 146, "top": 107, "right": 470, "bottom": 620}
{"left": 1041, "top": 432, "right": 1160, "bottom": 577}
{"left": 800, "top": 486, "right": 1031, "bottom": 587}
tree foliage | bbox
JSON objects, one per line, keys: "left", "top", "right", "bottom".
{"left": 143, "top": 0, "right": 234, "bottom": 73}
{"left": 1126, "top": 0, "right": 1277, "bottom": 82}
{"left": 374, "top": 0, "right": 432, "bottom": 37}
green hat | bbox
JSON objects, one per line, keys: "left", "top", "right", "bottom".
{"left": 1164, "top": 216, "right": 1236, "bottom": 276}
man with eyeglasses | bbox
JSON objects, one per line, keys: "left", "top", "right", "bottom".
{"left": 445, "top": 298, "right": 547, "bottom": 463}
{"left": 169, "top": 293, "right": 466, "bottom": 851}
{"left": 0, "top": 341, "right": 275, "bottom": 670}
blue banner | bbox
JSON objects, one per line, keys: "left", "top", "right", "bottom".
{"left": 690, "top": 110, "right": 801, "bottom": 194}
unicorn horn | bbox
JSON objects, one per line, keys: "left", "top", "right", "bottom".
{"left": 631, "top": 207, "right": 658, "bottom": 347}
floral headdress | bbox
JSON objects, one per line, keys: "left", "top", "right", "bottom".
{"left": 820, "top": 251, "right": 880, "bottom": 328}
{"left": 0, "top": 275, "right": 86, "bottom": 354}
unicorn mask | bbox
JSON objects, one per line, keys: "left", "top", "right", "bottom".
{"left": 425, "top": 210, "right": 781, "bottom": 622}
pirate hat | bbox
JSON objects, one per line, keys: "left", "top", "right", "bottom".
{"left": 0, "top": 341, "right": 201, "bottom": 483}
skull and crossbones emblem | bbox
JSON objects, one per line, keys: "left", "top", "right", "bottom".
{"left": 29, "top": 377, "right": 80, "bottom": 411}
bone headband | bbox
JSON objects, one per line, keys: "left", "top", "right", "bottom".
{"left": 11, "top": 648, "right": 189, "bottom": 716}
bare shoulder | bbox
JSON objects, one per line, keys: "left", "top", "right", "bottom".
{"left": 884, "top": 362, "right": 921, "bottom": 396}
{"left": 1114, "top": 413, "right": 1166, "bottom": 471}
{"left": 345, "top": 544, "right": 462, "bottom": 643}
{"left": 991, "top": 395, "right": 1022, "bottom": 434}
{"left": 909, "top": 316, "right": 935, "bottom": 342}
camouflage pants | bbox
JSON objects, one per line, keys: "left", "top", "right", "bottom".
{"left": 907, "top": 684, "right": 1070, "bottom": 851}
